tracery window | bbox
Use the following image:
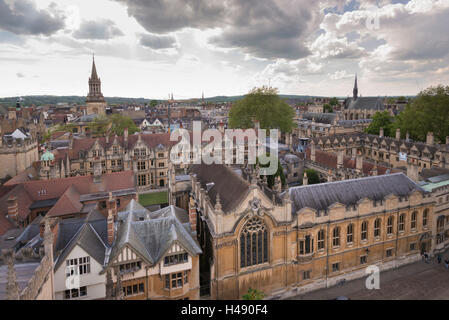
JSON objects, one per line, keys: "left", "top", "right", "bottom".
{"left": 240, "top": 217, "right": 268, "bottom": 268}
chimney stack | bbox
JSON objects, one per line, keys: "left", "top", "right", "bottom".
{"left": 303, "top": 172, "right": 308, "bottom": 186}
{"left": 356, "top": 152, "right": 363, "bottom": 174}
{"left": 219, "top": 121, "right": 224, "bottom": 134}
{"left": 93, "top": 160, "right": 102, "bottom": 183}
{"left": 188, "top": 197, "right": 197, "bottom": 233}
{"left": 7, "top": 196, "right": 19, "bottom": 222}
{"left": 426, "top": 132, "right": 434, "bottom": 145}
{"left": 107, "top": 209, "right": 115, "bottom": 246}
{"left": 379, "top": 127, "right": 384, "bottom": 138}
{"left": 337, "top": 149, "right": 344, "bottom": 169}
{"left": 396, "top": 128, "right": 401, "bottom": 140}
{"left": 311, "top": 143, "right": 316, "bottom": 162}
{"left": 407, "top": 160, "right": 419, "bottom": 182}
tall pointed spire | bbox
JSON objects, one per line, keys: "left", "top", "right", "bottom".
{"left": 91, "top": 54, "right": 99, "bottom": 80}
{"left": 353, "top": 74, "right": 358, "bottom": 100}
{"left": 87, "top": 55, "right": 105, "bottom": 106}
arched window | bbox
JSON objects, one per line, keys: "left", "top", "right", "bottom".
{"left": 387, "top": 216, "right": 394, "bottom": 235}
{"left": 411, "top": 211, "right": 417, "bottom": 230}
{"left": 399, "top": 214, "right": 405, "bottom": 232}
{"left": 437, "top": 216, "right": 445, "bottom": 232}
{"left": 240, "top": 217, "right": 268, "bottom": 268}
{"left": 317, "top": 230, "right": 325, "bottom": 250}
{"left": 423, "top": 209, "right": 429, "bottom": 227}
{"left": 332, "top": 227, "right": 340, "bottom": 247}
{"left": 374, "top": 218, "right": 381, "bottom": 238}
{"left": 347, "top": 224, "right": 354, "bottom": 244}
{"left": 361, "top": 221, "right": 368, "bottom": 241}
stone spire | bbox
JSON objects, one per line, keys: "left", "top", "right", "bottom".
{"left": 353, "top": 74, "right": 358, "bottom": 100}
{"left": 87, "top": 55, "right": 105, "bottom": 103}
{"left": 91, "top": 54, "right": 99, "bottom": 80}
{"left": 3, "top": 249, "right": 20, "bottom": 300}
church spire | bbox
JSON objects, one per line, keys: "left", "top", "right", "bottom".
{"left": 353, "top": 74, "right": 358, "bottom": 100}
{"left": 91, "top": 54, "right": 99, "bottom": 80}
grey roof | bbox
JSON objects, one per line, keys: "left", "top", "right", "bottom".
{"left": 284, "top": 154, "right": 300, "bottom": 163}
{"left": 110, "top": 200, "right": 201, "bottom": 267}
{"left": 345, "top": 97, "right": 384, "bottom": 110}
{"left": 302, "top": 112, "right": 337, "bottom": 124}
{"left": 54, "top": 209, "right": 107, "bottom": 270}
{"left": 0, "top": 263, "right": 40, "bottom": 300}
{"left": 289, "top": 173, "right": 425, "bottom": 213}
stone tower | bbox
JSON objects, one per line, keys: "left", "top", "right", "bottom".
{"left": 86, "top": 55, "right": 106, "bottom": 116}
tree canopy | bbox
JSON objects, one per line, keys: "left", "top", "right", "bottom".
{"left": 329, "top": 97, "right": 339, "bottom": 106}
{"left": 323, "top": 104, "right": 333, "bottom": 113}
{"left": 229, "top": 86, "right": 296, "bottom": 133}
{"left": 365, "top": 111, "right": 394, "bottom": 137}
{"left": 257, "top": 157, "right": 286, "bottom": 189}
{"left": 242, "top": 288, "right": 265, "bottom": 300}
{"left": 305, "top": 169, "right": 320, "bottom": 185}
{"left": 391, "top": 85, "right": 449, "bottom": 143}
{"left": 87, "top": 114, "right": 139, "bottom": 137}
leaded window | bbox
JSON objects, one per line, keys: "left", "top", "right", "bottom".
{"left": 240, "top": 218, "right": 268, "bottom": 268}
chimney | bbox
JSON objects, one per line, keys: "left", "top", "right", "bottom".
{"left": 407, "top": 161, "right": 419, "bottom": 182}
{"left": 7, "top": 196, "right": 19, "bottom": 222}
{"left": 93, "top": 160, "right": 102, "bottom": 183}
{"left": 219, "top": 121, "right": 224, "bottom": 134}
{"left": 396, "top": 128, "right": 401, "bottom": 140}
{"left": 406, "top": 132, "right": 410, "bottom": 142}
{"left": 426, "top": 132, "right": 434, "bottom": 145}
{"left": 311, "top": 143, "right": 316, "bottom": 162}
{"left": 107, "top": 208, "right": 114, "bottom": 246}
{"left": 107, "top": 192, "right": 117, "bottom": 219}
{"left": 356, "top": 153, "right": 363, "bottom": 174}
{"left": 337, "top": 149, "right": 344, "bottom": 169}
{"left": 327, "top": 170, "right": 333, "bottom": 182}
{"left": 188, "top": 196, "right": 197, "bottom": 233}
{"left": 303, "top": 172, "right": 308, "bottom": 186}
{"left": 379, "top": 127, "right": 384, "bottom": 138}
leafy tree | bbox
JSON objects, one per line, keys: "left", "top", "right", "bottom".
{"left": 365, "top": 111, "right": 394, "bottom": 137}
{"left": 392, "top": 85, "right": 449, "bottom": 143}
{"left": 229, "top": 86, "right": 295, "bottom": 133}
{"left": 329, "top": 97, "right": 339, "bottom": 106}
{"left": 150, "top": 100, "right": 158, "bottom": 107}
{"left": 305, "top": 169, "right": 320, "bottom": 185}
{"left": 87, "top": 115, "right": 110, "bottom": 136}
{"left": 242, "top": 288, "right": 265, "bottom": 300}
{"left": 323, "top": 104, "right": 333, "bottom": 113}
{"left": 256, "top": 157, "right": 286, "bottom": 189}
{"left": 109, "top": 114, "right": 140, "bottom": 136}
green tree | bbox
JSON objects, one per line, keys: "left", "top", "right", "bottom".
{"left": 323, "top": 104, "right": 333, "bottom": 113}
{"left": 257, "top": 157, "right": 286, "bottom": 189}
{"left": 242, "top": 288, "right": 265, "bottom": 300}
{"left": 109, "top": 114, "right": 140, "bottom": 136}
{"left": 87, "top": 115, "right": 110, "bottom": 136}
{"left": 150, "top": 100, "right": 158, "bottom": 107}
{"left": 392, "top": 85, "right": 449, "bottom": 143}
{"left": 329, "top": 97, "right": 339, "bottom": 106}
{"left": 305, "top": 169, "right": 320, "bottom": 185}
{"left": 365, "top": 111, "right": 394, "bottom": 137}
{"left": 229, "top": 86, "right": 295, "bottom": 133}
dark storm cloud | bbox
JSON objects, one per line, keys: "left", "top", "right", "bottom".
{"left": 139, "top": 33, "right": 177, "bottom": 50}
{"left": 115, "top": 0, "right": 321, "bottom": 60}
{"left": 73, "top": 19, "right": 124, "bottom": 40}
{"left": 0, "top": 0, "right": 65, "bottom": 36}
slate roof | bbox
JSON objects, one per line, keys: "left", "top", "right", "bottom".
{"left": 301, "top": 112, "right": 337, "bottom": 124}
{"left": 110, "top": 200, "right": 201, "bottom": 267}
{"left": 345, "top": 97, "right": 384, "bottom": 110}
{"left": 289, "top": 173, "right": 425, "bottom": 213}
{"left": 190, "top": 164, "right": 250, "bottom": 213}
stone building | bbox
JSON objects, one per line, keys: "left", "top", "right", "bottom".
{"left": 37, "top": 131, "right": 175, "bottom": 190}
{"left": 189, "top": 163, "right": 435, "bottom": 299}
{"left": 86, "top": 56, "right": 107, "bottom": 116}
{"left": 310, "top": 130, "right": 449, "bottom": 173}
{"left": 0, "top": 129, "right": 39, "bottom": 180}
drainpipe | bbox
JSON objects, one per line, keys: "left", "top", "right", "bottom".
{"left": 325, "top": 222, "right": 330, "bottom": 288}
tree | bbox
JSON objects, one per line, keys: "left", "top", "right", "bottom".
{"left": 257, "top": 157, "right": 286, "bottom": 189}
{"left": 305, "top": 169, "right": 320, "bottom": 185}
{"left": 229, "top": 86, "right": 296, "bottom": 133}
{"left": 242, "top": 288, "right": 265, "bottom": 300}
{"left": 329, "top": 97, "right": 339, "bottom": 107}
{"left": 87, "top": 115, "right": 110, "bottom": 136}
{"left": 323, "top": 104, "right": 333, "bottom": 113}
{"left": 150, "top": 100, "right": 158, "bottom": 107}
{"left": 392, "top": 85, "right": 449, "bottom": 143}
{"left": 365, "top": 111, "right": 394, "bottom": 137}
{"left": 109, "top": 114, "right": 140, "bottom": 136}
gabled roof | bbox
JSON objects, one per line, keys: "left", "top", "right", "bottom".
{"left": 109, "top": 200, "right": 201, "bottom": 268}
{"left": 46, "top": 185, "right": 82, "bottom": 217}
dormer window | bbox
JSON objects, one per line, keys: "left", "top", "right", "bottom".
{"left": 164, "top": 253, "right": 188, "bottom": 266}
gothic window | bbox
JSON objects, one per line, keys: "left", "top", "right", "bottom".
{"left": 240, "top": 217, "right": 268, "bottom": 268}
{"left": 317, "top": 230, "right": 325, "bottom": 250}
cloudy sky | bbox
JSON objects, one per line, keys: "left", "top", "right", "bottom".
{"left": 1, "top": 0, "right": 448, "bottom": 99}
